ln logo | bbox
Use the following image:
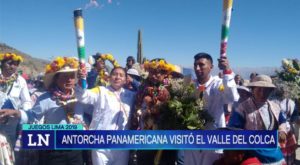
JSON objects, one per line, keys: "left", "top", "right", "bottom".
{"left": 27, "top": 134, "right": 50, "bottom": 146}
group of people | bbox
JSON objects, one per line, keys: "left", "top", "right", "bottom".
{"left": 0, "top": 52, "right": 299, "bottom": 165}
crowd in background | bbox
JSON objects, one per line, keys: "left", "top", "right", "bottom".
{"left": 0, "top": 52, "right": 299, "bottom": 165}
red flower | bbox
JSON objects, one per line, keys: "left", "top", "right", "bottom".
{"left": 198, "top": 85, "right": 206, "bottom": 92}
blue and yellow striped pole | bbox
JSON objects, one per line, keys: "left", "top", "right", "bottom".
{"left": 74, "top": 9, "right": 87, "bottom": 88}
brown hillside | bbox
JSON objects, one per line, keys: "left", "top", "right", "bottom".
{"left": 0, "top": 43, "right": 49, "bottom": 78}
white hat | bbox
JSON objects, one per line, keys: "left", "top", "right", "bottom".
{"left": 237, "top": 85, "right": 250, "bottom": 93}
{"left": 171, "top": 65, "right": 184, "bottom": 78}
{"left": 127, "top": 68, "right": 140, "bottom": 77}
{"left": 247, "top": 75, "right": 276, "bottom": 88}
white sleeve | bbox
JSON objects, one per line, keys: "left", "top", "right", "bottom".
{"left": 20, "top": 79, "right": 33, "bottom": 110}
{"left": 20, "top": 110, "right": 29, "bottom": 124}
{"left": 222, "top": 72, "right": 240, "bottom": 104}
{"left": 75, "top": 85, "right": 100, "bottom": 105}
{"left": 19, "top": 97, "right": 45, "bottom": 124}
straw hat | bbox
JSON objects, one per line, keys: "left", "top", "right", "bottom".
{"left": 246, "top": 75, "right": 276, "bottom": 88}
{"left": 144, "top": 58, "right": 176, "bottom": 74}
{"left": 43, "top": 57, "right": 79, "bottom": 89}
{"left": 0, "top": 53, "right": 23, "bottom": 63}
{"left": 243, "top": 79, "right": 250, "bottom": 86}
{"left": 44, "top": 66, "right": 78, "bottom": 89}
{"left": 171, "top": 65, "right": 184, "bottom": 78}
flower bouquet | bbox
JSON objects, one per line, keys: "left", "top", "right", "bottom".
{"left": 275, "top": 58, "right": 300, "bottom": 107}
{"left": 157, "top": 78, "right": 213, "bottom": 130}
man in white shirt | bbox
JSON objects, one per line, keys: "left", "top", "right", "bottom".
{"left": 184, "top": 52, "right": 239, "bottom": 165}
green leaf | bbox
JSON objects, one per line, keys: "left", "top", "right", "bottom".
{"left": 187, "top": 125, "right": 197, "bottom": 130}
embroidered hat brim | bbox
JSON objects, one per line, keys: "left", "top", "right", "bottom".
{"left": 44, "top": 67, "right": 78, "bottom": 89}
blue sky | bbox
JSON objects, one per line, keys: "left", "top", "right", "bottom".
{"left": 0, "top": 0, "right": 299, "bottom": 68}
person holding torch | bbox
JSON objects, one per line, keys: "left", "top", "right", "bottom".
{"left": 184, "top": 52, "right": 239, "bottom": 165}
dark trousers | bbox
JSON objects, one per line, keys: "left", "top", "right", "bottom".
{"left": 137, "top": 150, "right": 177, "bottom": 165}
{"left": 39, "top": 150, "right": 83, "bottom": 165}
{"left": 15, "top": 150, "right": 40, "bottom": 165}
{"left": 176, "top": 150, "right": 184, "bottom": 165}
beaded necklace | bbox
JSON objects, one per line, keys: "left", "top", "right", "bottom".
{"left": 0, "top": 73, "right": 18, "bottom": 93}
{"left": 51, "top": 87, "right": 77, "bottom": 105}
{"left": 50, "top": 87, "right": 78, "bottom": 123}
{"left": 96, "top": 69, "right": 109, "bottom": 86}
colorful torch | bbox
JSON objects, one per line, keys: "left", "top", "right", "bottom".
{"left": 220, "top": 0, "right": 233, "bottom": 58}
{"left": 74, "top": 9, "right": 87, "bottom": 89}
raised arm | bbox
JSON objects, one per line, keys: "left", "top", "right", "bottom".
{"left": 75, "top": 85, "right": 100, "bottom": 105}
{"left": 218, "top": 57, "right": 239, "bottom": 103}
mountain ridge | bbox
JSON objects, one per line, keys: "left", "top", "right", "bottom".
{"left": 0, "top": 42, "right": 279, "bottom": 79}
{"left": 182, "top": 66, "right": 278, "bottom": 80}
{"left": 0, "top": 43, "right": 49, "bottom": 77}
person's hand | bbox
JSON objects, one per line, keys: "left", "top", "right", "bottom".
{"left": 279, "top": 131, "right": 287, "bottom": 143}
{"left": 78, "top": 63, "right": 87, "bottom": 79}
{"left": 218, "top": 57, "right": 230, "bottom": 71}
{"left": 0, "top": 109, "right": 21, "bottom": 123}
{"left": 130, "top": 111, "right": 140, "bottom": 130}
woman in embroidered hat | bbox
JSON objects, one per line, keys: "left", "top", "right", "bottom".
{"left": 133, "top": 58, "right": 178, "bottom": 165}
{"left": 229, "top": 75, "right": 287, "bottom": 164}
{"left": 87, "top": 53, "right": 119, "bottom": 88}
{"left": 135, "top": 58, "right": 176, "bottom": 130}
{"left": 0, "top": 53, "right": 32, "bottom": 165}
{"left": 0, "top": 57, "right": 88, "bottom": 165}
